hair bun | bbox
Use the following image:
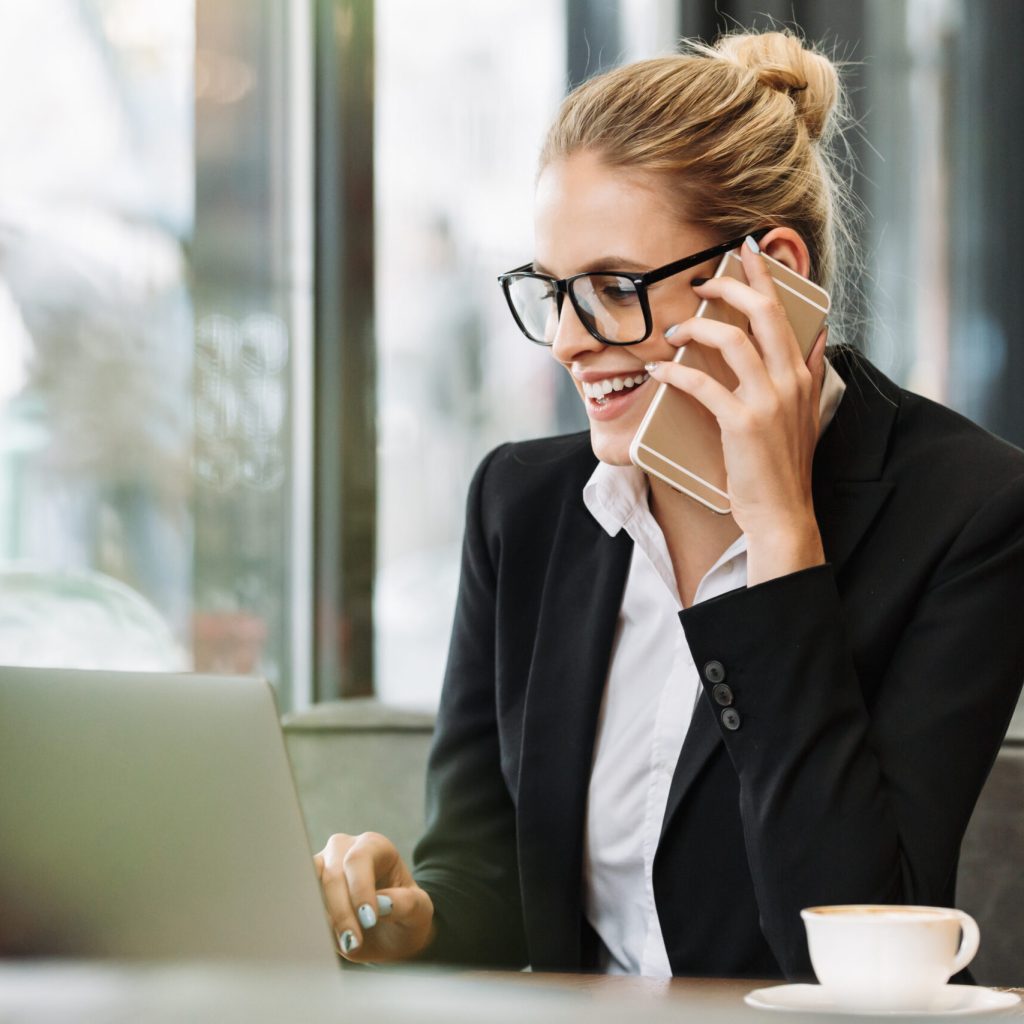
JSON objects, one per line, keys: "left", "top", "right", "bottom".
{"left": 712, "top": 30, "right": 838, "bottom": 142}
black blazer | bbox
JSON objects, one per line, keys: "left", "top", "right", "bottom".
{"left": 412, "top": 347, "right": 1024, "bottom": 978}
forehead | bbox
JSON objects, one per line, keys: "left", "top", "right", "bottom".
{"left": 533, "top": 151, "right": 709, "bottom": 275}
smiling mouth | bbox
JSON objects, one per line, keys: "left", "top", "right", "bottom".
{"left": 581, "top": 371, "right": 650, "bottom": 406}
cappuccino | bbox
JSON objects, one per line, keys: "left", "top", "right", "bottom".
{"left": 801, "top": 904, "right": 979, "bottom": 1011}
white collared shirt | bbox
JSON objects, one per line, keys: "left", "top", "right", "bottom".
{"left": 581, "top": 360, "right": 846, "bottom": 977}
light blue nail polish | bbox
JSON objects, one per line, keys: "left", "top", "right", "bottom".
{"left": 745, "top": 234, "right": 761, "bottom": 254}
{"left": 358, "top": 903, "right": 377, "bottom": 929}
{"left": 376, "top": 894, "right": 393, "bottom": 918}
{"left": 664, "top": 324, "right": 679, "bottom": 339}
{"left": 339, "top": 929, "right": 359, "bottom": 954}
{"left": 644, "top": 361, "right": 660, "bottom": 373}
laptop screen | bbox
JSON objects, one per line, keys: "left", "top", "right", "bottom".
{"left": 0, "top": 666, "right": 338, "bottom": 968}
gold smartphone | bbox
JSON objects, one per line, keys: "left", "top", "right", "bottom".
{"left": 629, "top": 248, "right": 830, "bottom": 515}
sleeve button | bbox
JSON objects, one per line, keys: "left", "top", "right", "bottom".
{"left": 721, "top": 707, "right": 741, "bottom": 731}
{"left": 704, "top": 660, "right": 726, "bottom": 684}
{"left": 712, "top": 683, "right": 734, "bottom": 706}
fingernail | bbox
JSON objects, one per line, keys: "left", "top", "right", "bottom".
{"left": 644, "top": 361, "right": 661, "bottom": 373}
{"left": 691, "top": 277, "right": 708, "bottom": 287}
{"left": 357, "top": 903, "right": 378, "bottom": 929}
{"left": 376, "top": 894, "right": 393, "bottom": 918}
{"left": 745, "top": 235, "right": 760, "bottom": 254}
{"left": 339, "top": 929, "right": 360, "bottom": 954}
{"left": 664, "top": 324, "right": 680, "bottom": 339}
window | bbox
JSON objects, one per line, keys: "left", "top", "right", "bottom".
{"left": 0, "top": 0, "right": 313, "bottom": 708}
{"left": 373, "top": 0, "right": 567, "bottom": 707}
{"left": 3, "top": 1, "right": 1020, "bottom": 733}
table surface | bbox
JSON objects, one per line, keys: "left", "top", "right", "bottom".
{"left": 0, "top": 962, "right": 1019, "bottom": 1023}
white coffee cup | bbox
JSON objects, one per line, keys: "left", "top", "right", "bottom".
{"left": 800, "top": 905, "right": 980, "bottom": 1011}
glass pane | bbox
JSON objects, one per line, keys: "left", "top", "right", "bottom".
{"left": 374, "top": 0, "right": 568, "bottom": 706}
{"left": 0, "top": 0, "right": 194, "bottom": 671}
{"left": 373, "top": 1, "right": 680, "bottom": 707}
{"left": 0, "top": 0, "right": 312, "bottom": 709}
{"left": 192, "top": 0, "right": 312, "bottom": 708}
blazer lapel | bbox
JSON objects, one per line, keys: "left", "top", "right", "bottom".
{"left": 811, "top": 347, "right": 901, "bottom": 573}
{"left": 516, "top": 496, "right": 632, "bottom": 969}
{"left": 659, "top": 686, "right": 721, "bottom": 843}
{"left": 659, "top": 347, "right": 901, "bottom": 841}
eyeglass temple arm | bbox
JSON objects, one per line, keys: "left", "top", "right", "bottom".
{"left": 640, "top": 227, "right": 773, "bottom": 287}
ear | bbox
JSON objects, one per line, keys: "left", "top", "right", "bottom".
{"left": 758, "top": 227, "right": 812, "bottom": 279}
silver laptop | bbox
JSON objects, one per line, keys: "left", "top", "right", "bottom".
{"left": 0, "top": 666, "right": 338, "bottom": 968}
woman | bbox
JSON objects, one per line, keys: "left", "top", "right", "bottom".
{"left": 316, "top": 29, "right": 1024, "bottom": 978}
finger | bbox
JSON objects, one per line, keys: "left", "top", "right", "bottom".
{"left": 318, "top": 834, "right": 364, "bottom": 956}
{"left": 645, "top": 359, "right": 744, "bottom": 426}
{"left": 342, "top": 832, "right": 401, "bottom": 935}
{"left": 665, "top": 316, "right": 771, "bottom": 396}
{"left": 340, "top": 886, "right": 435, "bottom": 965}
{"left": 741, "top": 239, "right": 823, "bottom": 380}
{"left": 693, "top": 253, "right": 802, "bottom": 374}
{"left": 374, "top": 885, "right": 430, "bottom": 926}
{"left": 313, "top": 852, "right": 324, "bottom": 881}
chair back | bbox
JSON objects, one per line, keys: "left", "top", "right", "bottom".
{"left": 281, "top": 699, "right": 435, "bottom": 866}
{"left": 958, "top": 742, "right": 1024, "bottom": 986}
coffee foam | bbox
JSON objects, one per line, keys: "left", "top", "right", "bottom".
{"left": 805, "top": 905, "right": 950, "bottom": 920}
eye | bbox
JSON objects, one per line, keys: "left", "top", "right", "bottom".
{"left": 596, "top": 278, "right": 639, "bottom": 305}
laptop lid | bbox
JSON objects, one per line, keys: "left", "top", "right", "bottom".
{"left": 0, "top": 666, "right": 338, "bottom": 968}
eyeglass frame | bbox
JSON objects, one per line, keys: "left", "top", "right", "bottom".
{"left": 497, "top": 227, "right": 773, "bottom": 346}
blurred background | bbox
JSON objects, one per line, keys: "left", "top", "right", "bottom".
{"left": 1, "top": 0, "right": 1022, "bottom": 721}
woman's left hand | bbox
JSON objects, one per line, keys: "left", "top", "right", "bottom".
{"left": 646, "top": 237, "right": 828, "bottom": 586}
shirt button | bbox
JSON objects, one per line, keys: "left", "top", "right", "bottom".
{"left": 712, "top": 683, "right": 734, "bottom": 706}
{"left": 721, "top": 707, "right": 741, "bottom": 731}
{"left": 704, "top": 660, "right": 726, "bottom": 684}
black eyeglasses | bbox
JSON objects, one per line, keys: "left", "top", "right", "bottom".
{"left": 497, "top": 228, "right": 771, "bottom": 346}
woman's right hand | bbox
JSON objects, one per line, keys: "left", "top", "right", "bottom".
{"left": 314, "top": 832, "right": 435, "bottom": 963}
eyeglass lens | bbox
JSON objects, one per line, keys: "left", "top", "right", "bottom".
{"left": 507, "top": 273, "right": 646, "bottom": 344}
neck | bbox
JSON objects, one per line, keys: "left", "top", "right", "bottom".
{"left": 647, "top": 476, "right": 742, "bottom": 608}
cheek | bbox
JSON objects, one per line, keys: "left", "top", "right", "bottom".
{"left": 647, "top": 279, "right": 700, "bottom": 335}
{"left": 552, "top": 349, "right": 577, "bottom": 385}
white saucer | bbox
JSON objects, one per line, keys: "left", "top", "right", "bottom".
{"left": 744, "top": 983, "right": 1021, "bottom": 1017}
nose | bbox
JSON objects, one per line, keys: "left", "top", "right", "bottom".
{"left": 550, "top": 294, "right": 605, "bottom": 364}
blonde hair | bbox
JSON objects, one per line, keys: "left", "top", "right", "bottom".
{"left": 540, "top": 28, "right": 862, "bottom": 344}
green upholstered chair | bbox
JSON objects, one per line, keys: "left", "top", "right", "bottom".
{"left": 281, "top": 699, "right": 435, "bottom": 867}
{"left": 280, "top": 696, "right": 1023, "bottom": 985}
{"left": 958, "top": 740, "right": 1024, "bottom": 986}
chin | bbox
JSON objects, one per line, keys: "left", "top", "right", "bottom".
{"left": 589, "top": 427, "right": 635, "bottom": 467}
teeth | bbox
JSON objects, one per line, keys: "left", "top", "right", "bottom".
{"left": 582, "top": 372, "right": 649, "bottom": 402}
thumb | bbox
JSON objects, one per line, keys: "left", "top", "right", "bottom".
{"left": 374, "top": 884, "right": 433, "bottom": 925}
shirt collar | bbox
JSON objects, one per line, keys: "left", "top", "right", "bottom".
{"left": 819, "top": 355, "right": 846, "bottom": 435}
{"left": 583, "top": 355, "right": 847, "bottom": 538}
{"left": 583, "top": 461, "right": 647, "bottom": 538}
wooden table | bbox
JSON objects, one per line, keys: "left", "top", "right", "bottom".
{"left": 0, "top": 962, "right": 1019, "bottom": 1022}
{"left": 481, "top": 972, "right": 1024, "bottom": 1017}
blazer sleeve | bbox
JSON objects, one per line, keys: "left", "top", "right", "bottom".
{"left": 411, "top": 444, "right": 529, "bottom": 968}
{"left": 678, "top": 471, "right": 1024, "bottom": 978}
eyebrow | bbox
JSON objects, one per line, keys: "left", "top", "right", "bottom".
{"left": 532, "top": 255, "right": 652, "bottom": 276}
